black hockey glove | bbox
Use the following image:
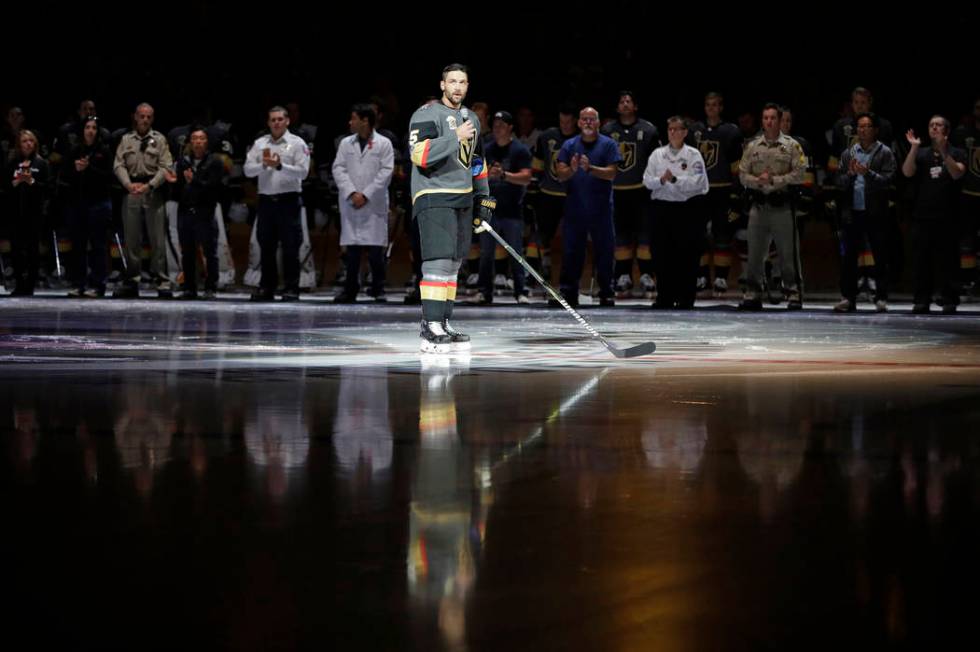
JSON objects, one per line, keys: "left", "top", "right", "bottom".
{"left": 473, "top": 195, "right": 496, "bottom": 232}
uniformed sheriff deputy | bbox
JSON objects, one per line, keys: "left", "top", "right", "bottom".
{"left": 112, "top": 103, "right": 174, "bottom": 298}
{"left": 738, "top": 103, "right": 806, "bottom": 311}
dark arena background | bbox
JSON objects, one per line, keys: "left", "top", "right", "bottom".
{"left": 3, "top": 3, "right": 980, "bottom": 650}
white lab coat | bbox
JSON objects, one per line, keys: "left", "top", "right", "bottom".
{"left": 332, "top": 131, "right": 394, "bottom": 247}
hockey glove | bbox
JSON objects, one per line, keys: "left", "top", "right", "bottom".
{"left": 473, "top": 195, "right": 496, "bottom": 233}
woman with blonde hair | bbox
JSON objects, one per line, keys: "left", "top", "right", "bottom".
{"left": 5, "top": 129, "right": 49, "bottom": 296}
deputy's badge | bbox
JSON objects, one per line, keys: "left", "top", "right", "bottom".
{"left": 447, "top": 116, "right": 458, "bottom": 131}
{"left": 619, "top": 142, "right": 636, "bottom": 172}
{"left": 699, "top": 140, "right": 719, "bottom": 169}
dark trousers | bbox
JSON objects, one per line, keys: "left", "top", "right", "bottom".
{"left": 912, "top": 219, "right": 960, "bottom": 306}
{"left": 344, "top": 245, "right": 385, "bottom": 295}
{"left": 700, "top": 186, "right": 736, "bottom": 276}
{"left": 531, "top": 193, "right": 564, "bottom": 258}
{"left": 560, "top": 213, "right": 615, "bottom": 300}
{"left": 839, "top": 209, "right": 889, "bottom": 302}
{"left": 178, "top": 207, "right": 218, "bottom": 292}
{"left": 11, "top": 215, "right": 40, "bottom": 292}
{"left": 479, "top": 216, "right": 525, "bottom": 297}
{"left": 257, "top": 193, "right": 302, "bottom": 293}
{"left": 69, "top": 199, "right": 110, "bottom": 292}
{"left": 613, "top": 188, "right": 653, "bottom": 277}
{"left": 652, "top": 199, "right": 703, "bottom": 308}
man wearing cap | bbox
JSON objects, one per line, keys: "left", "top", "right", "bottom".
{"left": 556, "top": 106, "right": 621, "bottom": 307}
{"left": 112, "top": 103, "right": 174, "bottom": 298}
{"left": 473, "top": 110, "right": 533, "bottom": 304}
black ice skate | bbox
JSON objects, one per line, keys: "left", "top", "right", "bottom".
{"left": 443, "top": 319, "right": 471, "bottom": 351}
{"left": 420, "top": 320, "right": 453, "bottom": 354}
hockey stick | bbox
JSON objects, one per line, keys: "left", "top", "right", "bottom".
{"left": 51, "top": 230, "right": 63, "bottom": 278}
{"left": 114, "top": 232, "right": 129, "bottom": 273}
{"left": 474, "top": 218, "right": 655, "bottom": 358}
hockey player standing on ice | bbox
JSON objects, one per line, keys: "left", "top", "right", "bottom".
{"left": 408, "top": 63, "right": 494, "bottom": 353}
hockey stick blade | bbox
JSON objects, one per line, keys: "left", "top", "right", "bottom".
{"left": 475, "top": 219, "right": 656, "bottom": 359}
{"left": 609, "top": 340, "right": 656, "bottom": 358}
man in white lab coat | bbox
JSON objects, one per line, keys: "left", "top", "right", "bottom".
{"left": 331, "top": 104, "right": 394, "bottom": 302}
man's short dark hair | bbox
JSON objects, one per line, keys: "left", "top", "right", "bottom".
{"left": 352, "top": 103, "right": 377, "bottom": 128}
{"left": 188, "top": 123, "right": 209, "bottom": 138}
{"left": 442, "top": 63, "right": 468, "bottom": 80}
{"left": 618, "top": 90, "right": 637, "bottom": 104}
{"left": 268, "top": 105, "right": 288, "bottom": 118}
{"left": 705, "top": 91, "right": 724, "bottom": 103}
{"left": 855, "top": 112, "right": 879, "bottom": 129}
{"left": 559, "top": 101, "right": 578, "bottom": 117}
{"left": 762, "top": 102, "right": 783, "bottom": 118}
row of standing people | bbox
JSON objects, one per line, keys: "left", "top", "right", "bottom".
{"left": 3, "top": 90, "right": 977, "bottom": 311}
{"left": 460, "top": 88, "right": 977, "bottom": 314}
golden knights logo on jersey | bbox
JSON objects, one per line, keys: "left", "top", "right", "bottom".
{"left": 618, "top": 142, "right": 636, "bottom": 172}
{"left": 699, "top": 140, "right": 719, "bottom": 170}
{"left": 547, "top": 139, "right": 561, "bottom": 181}
{"left": 446, "top": 115, "right": 474, "bottom": 168}
{"left": 968, "top": 137, "right": 979, "bottom": 178}
{"left": 459, "top": 135, "right": 474, "bottom": 168}
{"left": 608, "top": 131, "right": 635, "bottom": 172}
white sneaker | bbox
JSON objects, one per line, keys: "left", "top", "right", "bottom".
{"left": 515, "top": 293, "right": 530, "bottom": 304}
{"left": 494, "top": 273, "right": 508, "bottom": 295}
{"left": 833, "top": 297, "right": 856, "bottom": 313}
{"left": 696, "top": 276, "right": 708, "bottom": 292}
{"left": 875, "top": 300, "right": 888, "bottom": 313}
{"left": 638, "top": 273, "right": 656, "bottom": 299}
{"left": 469, "top": 291, "right": 492, "bottom": 305}
{"left": 615, "top": 274, "right": 633, "bottom": 299}
{"left": 465, "top": 272, "right": 479, "bottom": 296}
{"left": 713, "top": 277, "right": 728, "bottom": 296}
